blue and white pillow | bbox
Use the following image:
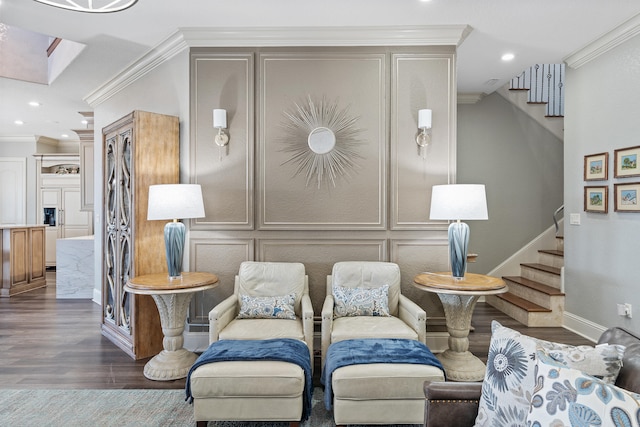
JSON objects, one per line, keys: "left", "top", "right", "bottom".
{"left": 237, "top": 293, "right": 296, "bottom": 320}
{"left": 474, "top": 321, "right": 626, "bottom": 427}
{"left": 526, "top": 353, "right": 640, "bottom": 427}
{"left": 333, "top": 284, "right": 390, "bottom": 317}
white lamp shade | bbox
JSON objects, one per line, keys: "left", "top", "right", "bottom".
{"left": 418, "top": 109, "right": 432, "bottom": 129}
{"left": 213, "top": 109, "right": 227, "bottom": 129}
{"left": 429, "top": 184, "right": 488, "bottom": 221}
{"left": 147, "top": 184, "right": 205, "bottom": 220}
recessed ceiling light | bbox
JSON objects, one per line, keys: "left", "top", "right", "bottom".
{"left": 81, "top": 120, "right": 88, "bottom": 125}
{"left": 61, "top": 134, "right": 69, "bottom": 138}
{"left": 29, "top": 101, "right": 41, "bottom": 107}
{"left": 501, "top": 53, "right": 515, "bottom": 61}
{"left": 14, "top": 120, "right": 24, "bottom": 125}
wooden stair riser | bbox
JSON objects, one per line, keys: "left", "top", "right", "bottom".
{"left": 486, "top": 295, "right": 563, "bottom": 327}
{"left": 538, "top": 252, "right": 564, "bottom": 268}
{"left": 521, "top": 266, "right": 561, "bottom": 289}
{"left": 502, "top": 280, "right": 562, "bottom": 309}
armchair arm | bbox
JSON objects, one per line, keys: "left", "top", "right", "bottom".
{"left": 301, "top": 294, "right": 314, "bottom": 361}
{"left": 208, "top": 294, "right": 237, "bottom": 344}
{"left": 398, "top": 294, "right": 427, "bottom": 344}
{"left": 423, "top": 381, "right": 482, "bottom": 427}
{"left": 321, "top": 294, "right": 335, "bottom": 369}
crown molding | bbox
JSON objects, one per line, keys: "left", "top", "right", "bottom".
{"left": 180, "top": 25, "right": 471, "bottom": 47}
{"left": 84, "top": 25, "right": 471, "bottom": 107}
{"left": 564, "top": 13, "right": 640, "bottom": 69}
{"left": 84, "top": 31, "right": 188, "bottom": 107}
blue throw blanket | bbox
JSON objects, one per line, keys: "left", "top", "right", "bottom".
{"left": 321, "top": 338, "right": 445, "bottom": 410}
{"left": 185, "top": 338, "right": 313, "bottom": 422}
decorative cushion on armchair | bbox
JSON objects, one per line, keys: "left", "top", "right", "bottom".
{"left": 208, "top": 261, "right": 314, "bottom": 362}
{"left": 320, "top": 261, "right": 426, "bottom": 368}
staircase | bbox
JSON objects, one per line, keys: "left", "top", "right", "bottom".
{"left": 486, "top": 235, "right": 565, "bottom": 327}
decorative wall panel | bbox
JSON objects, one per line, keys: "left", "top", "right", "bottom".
{"left": 390, "top": 238, "right": 450, "bottom": 319}
{"left": 258, "top": 238, "right": 387, "bottom": 314}
{"left": 390, "top": 51, "right": 456, "bottom": 229}
{"left": 258, "top": 51, "right": 387, "bottom": 230}
{"left": 191, "top": 52, "right": 254, "bottom": 229}
{"left": 188, "top": 238, "right": 254, "bottom": 324}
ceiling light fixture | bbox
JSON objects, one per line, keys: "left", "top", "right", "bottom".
{"left": 32, "top": 0, "right": 138, "bottom": 13}
{"left": 14, "top": 120, "right": 24, "bottom": 125}
{"left": 29, "top": 101, "right": 41, "bottom": 107}
{"left": 501, "top": 53, "right": 515, "bottom": 61}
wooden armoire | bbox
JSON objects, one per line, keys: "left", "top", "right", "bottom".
{"left": 101, "top": 110, "right": 179, "bottom": 359}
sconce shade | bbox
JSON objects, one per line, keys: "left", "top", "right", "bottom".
{"left": 213, "top": 109, "right": 227, "bottom": 129}
{"left": 418, "top": 109, "right": 432, "bottom": 129}
{"left": 429, "top": 184, "right": 488, "bottom": 221}
{"left": 147, "top": 184, "right": 205, "bottom": 279}
{"left": 429, "top": 184, "right": 488, "bottom": 278}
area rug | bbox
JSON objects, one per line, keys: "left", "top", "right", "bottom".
{"left": 0, "top": 388, "right": 419, "bottom": 427}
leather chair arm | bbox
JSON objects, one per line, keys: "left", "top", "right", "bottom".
{"left": 208, "top": 294, "right": 237, "bottom": 344}
{"left": 423, "top": 381, "right": 482, "bottom": 427}
{"left": 321, "top": 295, "right": 335, "bottom": 369}
{"left": 301, "top": 294, "right": 314, "bottom": 366}
{"left": 398, "top": 294, "right": 427, "bottom": 344}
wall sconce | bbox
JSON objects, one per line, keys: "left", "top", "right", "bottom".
{"left": 213, "top": 109, "right": 229, "bottom": 161}
{"left": 417, "top": 109, "right": 432, "bottom": 159}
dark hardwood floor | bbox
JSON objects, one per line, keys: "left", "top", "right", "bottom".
{"left": 0, "top": 278, "right": 593, "bottom": 390}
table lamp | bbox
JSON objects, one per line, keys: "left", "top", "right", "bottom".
{"left": 429, "top": 184, "right": 488, "bottom": 278}
{"left": 147, "top": 184, "right": 205, "bottom": 279}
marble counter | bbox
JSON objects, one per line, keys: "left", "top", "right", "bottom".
{"left": 56, "top": 235, "right": 94, "bottom": 299}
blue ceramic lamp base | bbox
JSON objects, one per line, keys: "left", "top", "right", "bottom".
{"left": 164, "top": 220, "right": 185, "bottom": 279}
{"left": 448, "top": 221, "right": 470, "bottom": 278}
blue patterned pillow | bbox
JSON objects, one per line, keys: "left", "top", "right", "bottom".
{"left": 333, "top": 284, "right": 390, "bottom": 317}
{"left": 237, "top": 293, "right": 296, "bottom": 320}
{"left": 474, "top": 321, "right": 626, "bottom": 427}
{"left": 527, "top": 353, "right": 640, "bottom": 427}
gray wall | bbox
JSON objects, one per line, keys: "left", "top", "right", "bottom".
{"left": 564, "top": 32, "right": 640, "bottom": 331}
{"left": 457, "top": 93, "right": 564, "bottom": 275}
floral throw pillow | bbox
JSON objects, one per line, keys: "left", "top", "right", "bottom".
{"left": 237, "top": 293, "right": 296, "bottom": 320}
{"left": 474, "top": 321, "right": 626, "bottom": 427}
{"left": 333, "top": 284, "right": 390, "bottom": 317}
{"left": 526, "top": 353, "right": 640, "bottom": 427}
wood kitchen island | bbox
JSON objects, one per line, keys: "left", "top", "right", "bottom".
{"left": 1, "top": 225, "right": 47, "bottom": 297}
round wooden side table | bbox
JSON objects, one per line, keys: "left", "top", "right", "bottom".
{"left": 125, "top": 271, "right": 218, "bottom": 381}
{"left": 413, "top": 272, "right": 507, "bottom": 381}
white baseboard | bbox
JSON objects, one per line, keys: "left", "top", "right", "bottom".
{"left": 563, "top": 311, "right": 605, "bottom": 343}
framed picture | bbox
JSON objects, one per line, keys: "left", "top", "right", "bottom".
{"left": 584, "top": 152, "right": 608, "bottom": 181}
{"left": 584, "top": 186, "right": 608, "bottom": 213}
{"left": 614, "top": 182, "right": 640, "bottom": 212}
{"left": 614, "top": 146, "right": 640, "bottom": 178}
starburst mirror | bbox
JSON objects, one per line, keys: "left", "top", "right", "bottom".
{"left": 280, "top": 96, "right": 364, "bottom": 189}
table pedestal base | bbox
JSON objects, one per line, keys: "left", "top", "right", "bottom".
{"left": 144, "top": 348, "right": 198, "bottom": 381}
{"left": 437, "top": 349, "right": 486, "bottom": 382}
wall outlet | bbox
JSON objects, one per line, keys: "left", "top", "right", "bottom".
{"left": 617, "top": 303, "right": 633, "bottom": 318}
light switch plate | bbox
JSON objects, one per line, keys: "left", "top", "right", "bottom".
{"left": 570, "top": 213, "right": 581, "bottom": 225}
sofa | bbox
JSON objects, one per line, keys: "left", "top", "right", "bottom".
{"left": 423, "top": 326, "right": 640, "bottom": 427}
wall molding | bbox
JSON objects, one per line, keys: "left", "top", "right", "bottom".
{"left": 563, "top": 310, "right": 606, "bottom": 343}
{"left": 564, "top": 13, "right": 640, "bottom": 69}
{"left": 84, "top": 25, "right": 471, "bottom": 108}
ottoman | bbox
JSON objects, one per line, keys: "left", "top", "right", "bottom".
{"left": 190, "top": 360, "right": 305, "bottom": 427}
{"left": 186, "top": 339, "right": 312, "bottom": 427}
{"left": 323, "top": 338, "right": 445, "bottom": 426}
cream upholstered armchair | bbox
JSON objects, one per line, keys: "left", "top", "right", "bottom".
{"left": 209, "top": 261, "right": 314, "bottom": 359}
{"left": 320, "top": 261, "right": 427, "bottom": 367}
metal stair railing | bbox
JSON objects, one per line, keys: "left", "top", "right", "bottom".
{"left": 510, "top": 64, "right": 565, "bottom": 117}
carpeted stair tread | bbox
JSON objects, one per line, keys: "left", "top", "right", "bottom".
{"left": 503, "top": 276, "right": 565, "bottom": 296}
{"left": 496, "top": 292, "right": 551, "bottom": 313}
{"left": 520, "top": 263, "right": 561, "bottom": 276}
